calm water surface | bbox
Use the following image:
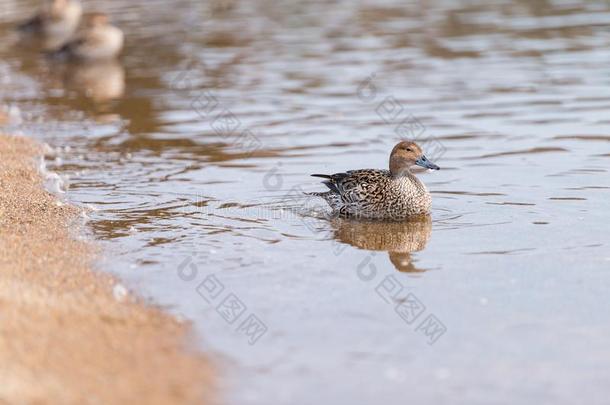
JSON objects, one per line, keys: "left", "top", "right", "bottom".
{"left": 2, "top": 0, "right": 610, "bottom": 404}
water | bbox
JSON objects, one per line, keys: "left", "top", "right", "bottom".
{"left": 2, "top": 0, "right": 610, "bottom": 404}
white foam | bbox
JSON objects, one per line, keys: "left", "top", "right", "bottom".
{"left": 38, "top": 155, "right": 70, "bottom": 195}
{"left": 112, "top": 283, "right": 129, "bottom": 302}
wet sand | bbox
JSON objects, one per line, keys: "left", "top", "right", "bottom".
{"left": 0, "top": 134, "right": 213, "bottom": 404}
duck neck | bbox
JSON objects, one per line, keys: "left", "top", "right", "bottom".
{"left": 390, "top": 167, "right": 410, "bottom": 178}
{"left": 393, "top": 168, "right": 428, "bottom": 193}
{"left": 389, "top": 156, "right": 411, "bottom": 177}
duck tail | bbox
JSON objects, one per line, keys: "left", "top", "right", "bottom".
{"left": 305, "top": 191, "right": 325, "bottom": 197}
{"left": 310, "top": 174, "right": 331, "bottom": 179}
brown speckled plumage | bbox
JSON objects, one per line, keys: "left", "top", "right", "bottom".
{"left": 310, "top": 141, "right": 439, "bottom": 220}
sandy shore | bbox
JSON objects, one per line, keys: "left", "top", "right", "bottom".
{"left": 0, "top": 134, "right": 214, "bottom": 404}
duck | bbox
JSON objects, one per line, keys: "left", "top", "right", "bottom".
{"left": 310, "top": 141, "right": 440, "bottom": 220}
{"left": 18, "top": 0, "right": 82, "bottom": 39}
{"left": 51, "top": 12, "right": 124, "bottom": 61}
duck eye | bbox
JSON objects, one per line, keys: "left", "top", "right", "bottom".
{"left": 405, "top": 148, "right": 412, "bottom": 152}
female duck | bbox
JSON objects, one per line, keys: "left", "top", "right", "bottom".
{"left": 18, "top": 0, "right": 82, "bottom": 38}
{"left": 310, "top": 141, "right": 439, "bottom": 220}
{"left": 53, "top": 13, "right": 123, "bottom": 61}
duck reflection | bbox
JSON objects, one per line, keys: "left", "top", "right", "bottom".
{"left": 330, "top": 216, "right": 431, "bottom": 273}
{"left": 63, "top": 60, "right": 125, "bottom": 103}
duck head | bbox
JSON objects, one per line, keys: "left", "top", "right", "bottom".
{"left": 389, "top": 141, "right": 440, "bottom": 176}
{"left": 42, "top": 0, "right": 78, "bottom": 20}
{"left": 82, "top": 12, "right": 109, "bottom": 27}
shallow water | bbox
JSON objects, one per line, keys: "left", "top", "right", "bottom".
{"left": 2, "top": 0, "right": 610, "bottom": 403}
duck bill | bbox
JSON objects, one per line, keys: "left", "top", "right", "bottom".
{"left": 415, "top": 155, "right": 440, "bottom": 170}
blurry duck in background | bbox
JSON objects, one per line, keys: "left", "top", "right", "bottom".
{"left": 18, "top": 0, "right": 82, "bottom": 37}
{"left": 310, "top": 141, "right": 440, "bottom": 220}
{"left": 51, "top": 12, "right": 123, "bottom": 61}
{"left": 18, "top": 0, "right": 82, "bottom": 49}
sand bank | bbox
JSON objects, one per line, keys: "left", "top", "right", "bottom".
{"left": 0, "top": 134, "right": 213, "bottom": 404}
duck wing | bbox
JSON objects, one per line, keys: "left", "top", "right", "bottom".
{"left": 311, "top": 169, "right": 390, "bottom": 203}
{"left": 45, "top": 35, "right": 85, "bottom": 58}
